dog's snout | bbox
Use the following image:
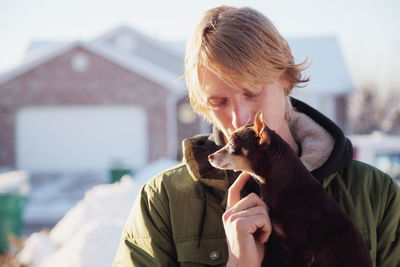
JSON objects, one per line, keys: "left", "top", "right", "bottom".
{"left": 208, "top": 154, "right": 214, "bottom": 161}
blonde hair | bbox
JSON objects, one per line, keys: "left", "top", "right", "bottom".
{"left": 184, "top": 6, "right": 309, "bottom": 121}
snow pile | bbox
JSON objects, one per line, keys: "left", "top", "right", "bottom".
{"left": 17, "top": 231, "right": 56, "bottom": 266}
{"left": 18, "top": 158, "right": 179, "bottom": 267}
{"left": 0, "top": 170, "right": 30, "bottom": 194}
{"left": 23, "top": 172, "right": 108, "bottom": 224}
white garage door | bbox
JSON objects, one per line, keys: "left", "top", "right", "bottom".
{"left": 16, "top": 106, "right": 147, "bottom": 172}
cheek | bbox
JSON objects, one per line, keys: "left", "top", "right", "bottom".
{"left": 209, "top": 110, "right": 232, "bottom": 131}
{"left": 259, "top": 97, "right": 287, "bottom": 130}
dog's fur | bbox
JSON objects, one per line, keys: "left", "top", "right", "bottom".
{"left": 208, "top": 112, "right": 372, "bottom": 267}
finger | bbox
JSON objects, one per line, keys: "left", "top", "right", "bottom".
{"left": 224, "top": 193, "right": 271, "bottom": 244}
{"left": 258, "top": 229, "right": 271, "bottom": 244}
{"left": 250, "top": 214, "right": 272, "bottom": 244}
{"left": 255, "top": 213, "right": 272, "bottom": 244}
{"left": 227, "top": 172, "right": 251, "bottom": 209}
{"left": 228, "top": 192, "right": 267, "bottom": 215}
{"left": 225, "top": 205, "right": 269, "bottom": 223}
{"left": 227, "top": 214, "right": 272, "bottom": 238}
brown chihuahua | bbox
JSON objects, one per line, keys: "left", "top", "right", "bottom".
{"left": 208, "top": 112, "right": 372, "bottom": 267}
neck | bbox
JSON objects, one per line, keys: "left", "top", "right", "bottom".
{"left": 276, "top": 123, "right": 298, "bottom": 155}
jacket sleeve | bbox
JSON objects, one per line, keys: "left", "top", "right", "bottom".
{"left": 376, "top": 175, "right": 400, "bottom": 267}
{"left": 113, "top": 182, "right": 178, "bottom": 267}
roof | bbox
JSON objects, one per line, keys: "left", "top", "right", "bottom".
{"left": 94, "top": 25, "right": 184, "bottom": 77}
{"left": 0, "top": 29, "right": 353, "bottom": 96}
{"left": 288, "top": 36, "right": 355, "bottom": 94}
{"left": 0, "top": 26, "right": 186, "bottom": 93}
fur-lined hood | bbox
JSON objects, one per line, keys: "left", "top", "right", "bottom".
{"left": 182, "top": 98, "right": 353, "bottom": 191}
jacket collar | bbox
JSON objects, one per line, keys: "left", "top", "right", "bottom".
{"left": 182, "top": 133, "right": 232, "bottom": 191}
{"left": 182, "top": 98, "right": 353, "bottom": 191}
{"left": 290, "top": 98, "right": 353, "bottom": 180}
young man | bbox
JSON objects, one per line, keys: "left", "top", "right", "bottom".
{"left": 113, "top": 6, "right": 400, "bottom": 266}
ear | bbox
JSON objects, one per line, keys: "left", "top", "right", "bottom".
{"left": 253, "top": 112, "right": 269, "bottom": 145}
{"left": 253, "top": 112, "right": 264, "bottom": 136}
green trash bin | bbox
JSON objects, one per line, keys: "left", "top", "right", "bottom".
{"left": 109, "top": 168, "right": 133, "bottom": 183}
{"left": 0, "top": 193, "right": 27, "bottom": 253}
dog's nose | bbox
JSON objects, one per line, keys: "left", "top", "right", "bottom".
{"left": 208, "top": 154, "right": 214, "bottom": 161}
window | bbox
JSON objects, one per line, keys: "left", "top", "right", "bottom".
{"left": 71, "top": 53, "right": 90, "bottom": 73}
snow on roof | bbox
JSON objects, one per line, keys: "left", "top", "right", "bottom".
{"left": 288, "top": 36, "right": 355, "bottom": 94}
{"left": 85, "top": 40, "right": 185, "bottom": 93}
{"left": 0, "top": 35, "right": 186, "bottom": 94}
{"left": 0, "top": 41, "right": 71, "bottom": 85}
{"left": 21, "top": 40, "right": 69, "bottom": 65}
{"left": 25, "top": 40, "right": 61, "bottom": 53}
{"left": 94, "top": 25, "right": 184, "bottom": 77}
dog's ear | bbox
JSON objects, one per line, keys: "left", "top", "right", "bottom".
{"left": 254, "top": 112, "right": 269, "bottom": 145}
{"left": 254, "top": 112, "right": 265, "bottom": 135}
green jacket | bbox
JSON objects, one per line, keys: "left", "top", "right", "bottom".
{"left": 113, "top": 99, "right": 400, "bottom": 267}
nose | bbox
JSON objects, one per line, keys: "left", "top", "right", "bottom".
{"left": 208, "top": 154, "right": 214, "bottom": 161}
{"left": 232, "top": 105, "right": 252, "bottom": 129}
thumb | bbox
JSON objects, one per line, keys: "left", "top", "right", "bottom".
{"left": 227, "top": 172, "right": 251, "bottom": 209}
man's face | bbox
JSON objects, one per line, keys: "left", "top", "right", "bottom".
{"left": 201, "top": 69, "right": 288, "bottom": 140}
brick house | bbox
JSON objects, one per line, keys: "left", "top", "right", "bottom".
{"left": 0, "top": 26, "right": 204, "bottom": 173}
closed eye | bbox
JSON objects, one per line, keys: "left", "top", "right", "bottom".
{"left": 243, "top": 90, "right": 263, "bottom": 100}
{"left": 207, "top": 97, "right": 228, "bottom": 109}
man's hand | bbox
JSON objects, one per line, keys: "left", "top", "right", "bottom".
{"left": 223, "top": 172, "right": 272, "bottom": 267}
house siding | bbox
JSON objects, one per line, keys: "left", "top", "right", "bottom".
{"left": 0, "top": 46, "right": 169, "bottom": 168}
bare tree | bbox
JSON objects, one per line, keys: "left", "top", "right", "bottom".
{"left": 350, "top": 84, "right": 400, "bottom": 134}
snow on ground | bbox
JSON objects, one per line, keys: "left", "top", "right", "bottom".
{"left": 17, "top": 158, "right": 179, "bottom": 267}
{"left": 0, "top": 170, "right": 29, "bottom": 194}
{"left": 23, "top": 172, "right": 108, "bottom": 225}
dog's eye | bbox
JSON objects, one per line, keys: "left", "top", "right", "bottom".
{"left": 228, "top": 138, "right": 241, "bottom": 154}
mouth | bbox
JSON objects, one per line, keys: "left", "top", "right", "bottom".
{"left": 209, "top": 160, "right": 230, "bottom": 170}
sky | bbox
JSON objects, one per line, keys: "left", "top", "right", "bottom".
{"left": 0, "top": 0, "right": 399, "bottom": 90}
